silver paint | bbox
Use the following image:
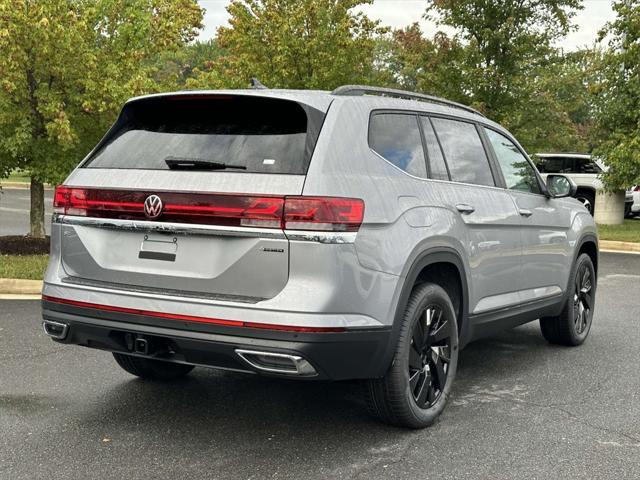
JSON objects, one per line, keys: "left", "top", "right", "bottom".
{"left": 44, "top": 89, "right": 597, "bottom": 332}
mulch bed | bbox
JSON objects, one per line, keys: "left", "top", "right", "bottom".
{"left": 0, "top": 236, "right": 51, "bottom": 255}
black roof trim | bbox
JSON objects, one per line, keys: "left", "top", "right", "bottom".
{"left": 331, "top": 85, "right": 485, "bottom": 117}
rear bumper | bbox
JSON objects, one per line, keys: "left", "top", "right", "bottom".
{"left": 42, "top": 300, "right": 392, "bottom": 381}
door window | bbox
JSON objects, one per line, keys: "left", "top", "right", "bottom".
{"left": 536, "top": 157, "right": 565, "bottom": 173}
{"left": 575, "top": 157, "right": 602, "bottom": 173}
{"left": 431, "top": 118, "right": 495, "bottom": 187}
{"left": 420, "top": 117, "right": 450, "bottom": 181}
{"left": 485, "top": 128, "right": 541, "bottom": 194}
{"left": 369, "top": 113, "right": 427, "bottom": 178}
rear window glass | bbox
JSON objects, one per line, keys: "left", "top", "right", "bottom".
{"left": 83, "top": 96, "right": 321, "bottom": 174}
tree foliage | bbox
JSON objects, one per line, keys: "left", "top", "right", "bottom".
{"left": 426, "top": 0, "right": 583, "bottom": 118}
{"left": 593, "top": 0, "right": 640, "bottom": 191}
{"left": 373, "top": 23, "right": 468, "bottom": 102}
{"left": 187, "top": 0, "right": 387, "bottom": 90}
{"left": 151, "top": 39, "right": 224, "bottom": 89}
{"left": 498, "top": 49, "right": 596, "bottom": 153}
{"left": 2, "top": 0, "right": 639, "bottom": 234}
{"left": 0, "top": 0, "right": 203, "bottom": 236}
{"left": 378, "top": 3, "right": 591, "bottom": 153}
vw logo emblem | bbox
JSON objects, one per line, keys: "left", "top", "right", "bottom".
{"left": 144, "top": 195, "right": 163, "bottom": 219}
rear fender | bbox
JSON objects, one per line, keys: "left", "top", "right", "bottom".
{"left": 374, "top": 247, "right": 470, "bottom": 378}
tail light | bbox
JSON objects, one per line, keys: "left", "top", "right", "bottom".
{"left": 54, "top": 186, "right": 89, "bottom": 216}
{"left": 53, "top": 186, "right": 364, "bottom": 232}
{"left": 284, "top": 197, "right": 364, "bottom": 231}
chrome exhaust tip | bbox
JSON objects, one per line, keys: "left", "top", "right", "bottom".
{"left": 42, "top": 320, "right": 69, "bottom": 340}
{"left": 235, "top": 349, "right": 317, "bottom": 376}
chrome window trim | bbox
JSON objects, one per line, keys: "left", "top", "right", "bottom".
{"left": 369, "top": 149, "right": 511, "bottom": 194}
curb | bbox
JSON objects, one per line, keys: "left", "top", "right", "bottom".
{"left": 0, "top": 278, "right": 43, "bottom": 295}
{"left": 599, "top": 240, "right": 640, "bottom": 253}
{"left": 0, "top": 182, "right": 30, "bottom": 189}
{"left": 0, "top": 182, "right": 52, "bottom": 190}
{"left": 0, "top": 294, "right": 41, "bottom": 300}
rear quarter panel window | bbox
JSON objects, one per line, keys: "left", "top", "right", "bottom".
{"left": 431, "top": 117, "right": 495, "bottom": 187}
{"left": 369, "top": 113, "right": 427, "bottom": 178}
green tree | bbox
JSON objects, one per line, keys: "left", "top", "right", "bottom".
{"left": 187, "top": 0, "right": 386, "bottom": 90}
{"left": 152, "top": 39, "right": 224, "bottom": 89}
{"left": 592, "top": 0, "right": 640, "bottom": 191}
{"left": 426, "top": 0, "right": 583, "bottom": 120}
{"left": 377, "top": 5, "right": 591, "bottom": 153}
{"left": 375, "top": 23, "right": 467, "bottom": 102}
{"left": 500, "top": 49, "right": 596, "bottom": 153}
{"left": 0, "top": 0, "right": 203, "bottom": 237}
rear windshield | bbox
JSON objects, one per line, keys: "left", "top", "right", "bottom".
{"left": 83, "top": 96, "right": 324, "bottom": 174}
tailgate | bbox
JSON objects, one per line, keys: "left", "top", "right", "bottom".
{"left": 54, "top": 94, "right": 327, "bottom": 301}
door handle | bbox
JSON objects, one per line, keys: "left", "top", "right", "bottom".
{"left": 456, "top": 204, "right": 475, "bottom": 215}
{"left": 519, "top": 209, "right": 533, "bottom": 217}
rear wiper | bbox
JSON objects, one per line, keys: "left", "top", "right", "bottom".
{"left": 165, "top": 157, "right": 247, "bottom": 170}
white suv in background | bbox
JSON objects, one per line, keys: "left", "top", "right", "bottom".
{"left": 535, "top": 153, "right": 634, "bottom": 217}
{"left": 629, "top": 186, "right": 640, "bottom": 217}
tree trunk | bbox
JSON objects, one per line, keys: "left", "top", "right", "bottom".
{"left": 30, "top": 178, "right": 46, "bottom": 238}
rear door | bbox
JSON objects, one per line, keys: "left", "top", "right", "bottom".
{"left": 483, "top": 127, "right": 572, "bottom": 302}
{"left": 56, "top": 94, "right": 327, "bottom": 301}
{"left": 423, "top": 116, "right": 524, "bottom": 315}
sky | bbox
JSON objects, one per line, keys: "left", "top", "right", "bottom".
{"left": 196, "top": 0, "right": 617, "bottom": 51}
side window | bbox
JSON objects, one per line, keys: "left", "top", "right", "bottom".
{"left": 420, "top": 117, "right": 449, "bottom": 181}
{"left": 369, "top": 113, "right": 427, "bottom": 178}
{"left": 539, "top": 157, "right": 565, "bottom": 173}
{"left": 431, "top": 118, "right": 495, "bottom": 187}
{"left": 562, "top": 157, "right": 576, "bottom": 173}
{"left": 485, "top": 128, "right": 541, "bottom": 195}
{"left": 576, "top": 158, "right": 602, "bottom": 174}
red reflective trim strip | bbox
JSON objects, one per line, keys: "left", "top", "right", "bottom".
{"left": 244, "top": 322, "right": 345, "bottom": 333}
{"left": 41, "top": 295, "right": 346, "bottom": 333}
{"left": 42, "top": 295, "right": 241, "bottom": 327}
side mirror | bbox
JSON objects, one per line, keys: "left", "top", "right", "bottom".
{"left": 546, "top": 174, "right": 577, "bottom": 199}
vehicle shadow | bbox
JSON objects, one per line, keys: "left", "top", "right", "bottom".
{"left": 67, "top": 321, "right": 576, "bottom": 480}
{"left": 82, "top": 323, "right": 553, "bottom": 439}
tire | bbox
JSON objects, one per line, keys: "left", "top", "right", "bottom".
{"left": 576, "top": 190, "right": 595, "bottom": 216}
{"left": 540, "top": 253, "right": 596, "bottom": 346}
{"left": 366, "top": 283, "right": 459, "bottom": 429}
{"left": 113, "top": 353, "right": 195, "bottom": 381}
{"left": 625, "top": 204, "right": 633, "bottom": 218}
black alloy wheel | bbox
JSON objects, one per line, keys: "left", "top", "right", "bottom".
{"left": 540, "top": 253, "right": 596, "bottom": 346}
{"left": 366, "top": 282, "right": 458, "bottom": 428}
{"left": 573, "top": 262, "right": 593, "bottom": 336}
{"left": 408, "top": 305, "right": 452, "bottom": 409}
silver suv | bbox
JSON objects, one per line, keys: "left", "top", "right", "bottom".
{"left": 41, "top": 86, "right": 598, "bottom": 428}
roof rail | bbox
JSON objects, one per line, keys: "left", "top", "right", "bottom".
{"left": 331, "top": 85, "right": 485, "bottom": 117}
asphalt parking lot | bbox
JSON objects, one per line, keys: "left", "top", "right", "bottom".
{"left": 1, "top": 252, "right": 639, "bottom": 479}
